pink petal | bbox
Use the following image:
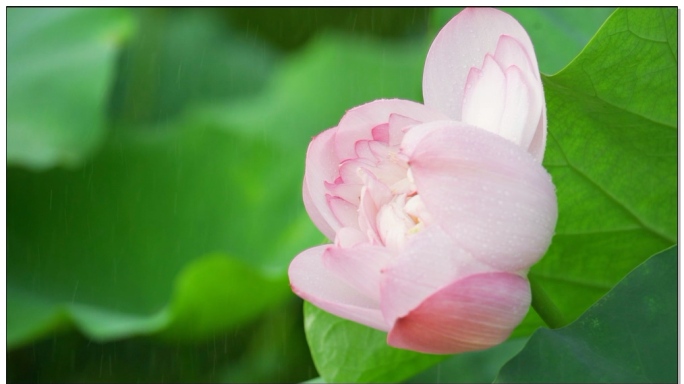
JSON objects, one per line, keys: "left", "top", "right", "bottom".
{"left": 386, "top": 272, "right": 530, "bottom": 354}
{"left": 325, "top": 181, "right": 361, "bottom": 205}
{"left": 387, "top": 113, "right": 420, "bottom": 147}
{"left": 492, "top": 34, "right": 537, "bottom": 80}
{"left": 492, "top": 35, "right": 545, "bottom": 160}
{"left": 527, "top": 107, "right": 547, "bottom": 161}
{"left": 379, "top": 225, "right": 495, "bottom": 326}
{"left": 409, "top": 122, "right": 557, "bottom": 272}
{"left": 303, "top": 127, "right": 342, "bottom": 239}
{"left": 339, "top": 158, "right": 374, "bottom": 184}
{"left": 423, "top": 8, "right": 540, "bottom": 121}
{"left": 289, "top": 245, "right": 389, "bottom": 331}
{"left": 498, "top": 64, "right": 540, "bottom": 149}
{"left": 334, "top": 227, "right": 367, "bottom": 248}
{"left": 334, "top": 99, "right": 450, "bottom": 161}
{"left": 376, "top": 194, "right": 414, "bottom": 251}
{"left": 302, "top": 183, "right": 336, "bottom": 240}
{"left": 461, "top": 54, "right": 507, "bottom": 134}
{"left": 328, "top": 196, "right": 360, "bottom": 230}
{"left": 354, "top": 140, "right": 375, "bottom": 161}
{"left": 371, "top": 123, "right": 390, "bottom": 143}
{"left": 323, "top": 243, "right": 392, "bottom": 302}
{"left": 400, "top": 120, "right": 452, "bottom": 158}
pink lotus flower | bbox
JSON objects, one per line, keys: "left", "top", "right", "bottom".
{"left": 289, "top": 8, "right": 557, "bottom": 354}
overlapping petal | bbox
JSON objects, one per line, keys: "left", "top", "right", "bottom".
{"left": 334, "top": 99, "right": 450, "bottom": 161}
{"left": 409, "top": 122, "right": 557, "bottom": 271}
{"left": 379, "top": 226, "right": 496, "bottom": 326}
{"left": 289, "top": 246, "right": 389, "bottom": 332}
{"left": 291, "top": 7, "right": 557, "bottom": 356}
{"left": 303, "top": 128, "right": 341, "bottom": 240}
{"left": 423, "top": 7, "right": 546, "bottom": 160}
{"left": 386, "top": 272, "right": 530, "bottom": 354}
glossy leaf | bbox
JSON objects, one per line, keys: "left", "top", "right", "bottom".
{"left": 7, "top": 8, "right": 132, "bottom": 170}
{"left": 304, "top": 302, "right": 446, "bottom": 383}
{"left": 497, "top": 246, "right": 677, "bottom": 382}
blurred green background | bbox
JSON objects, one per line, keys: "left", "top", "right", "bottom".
{"left": 7, "top": 7, "right": 616, "bottom": 382}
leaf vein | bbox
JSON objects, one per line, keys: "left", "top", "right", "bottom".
{"left": 546, "top": 130, "right": 673, "bottom": 243}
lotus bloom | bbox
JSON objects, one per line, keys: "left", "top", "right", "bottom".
{"left": 289, "top": 8, "right": 557, "bottom": 354}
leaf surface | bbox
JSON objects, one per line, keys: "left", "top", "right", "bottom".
{"left": 7, "top": 8, "right": 132, "bottom": 169}
{"left": 497, "top": 246, "right": 677, "bottom": 382}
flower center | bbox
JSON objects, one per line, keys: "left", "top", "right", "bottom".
{"left": 326, "top": 122, "right": 430, "bottom": 251}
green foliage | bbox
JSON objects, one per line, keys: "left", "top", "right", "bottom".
{"left": 7, "top": 122, "right": 319, "bottom": 348}
{"left": 193, "top": 32, "right": 427, "bottom": 151}
{"left": 497, "top": 246, "right": 677, "bottom": 382}
{"left": 304, "top": 303, "right": 446, "bottom": 383}
{"left": 7, "top": 8, "right": 133, "bottom": 170}
{"left": 109, "top": 8, "right": 278, "bottom": 128}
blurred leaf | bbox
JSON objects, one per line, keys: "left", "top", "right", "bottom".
{"left": 304, "top": 302, "right": 446, "bottom": 383}
{"left": 218, "top": 299, "right": 317, "bottom": 383}
{"left": 430, "top": 8, "right": 614, "bottom": 74}
{"left": 161, "top": 254, "right": 288, "bottom": 340}
{"left": 224, "top": 8, "right": 430, "bottom": 51}
{"left": 7, "top": 119, "right": 321, "bottom": 348}
{"left": 304, "top": 377, "right": 327, "bottom": 383}
{"left": 7, "top": 8, "right": 133, "bottom": 170}
{"left": 8, "top": 297, "right": 316, "bottom": 383}
{"left": 497, "top": 246, "right": 677, "bottom": 382}
{"left": 109, "top": 8, "right": 278, "bottom": 127}
{"left": 193, "top": 32, "right": 427, "bottom": 151}
{"left": 7, "top": 251, "right": 288, "bottom": 348}
{"left": 513, "top": 7, "right": 677, "bottom": 336}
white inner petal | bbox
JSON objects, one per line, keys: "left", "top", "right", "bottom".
{"left": 328, "top": 117, "right": 429, "bottom": 251}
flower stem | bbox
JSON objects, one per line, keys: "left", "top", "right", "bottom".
{"left": 529, "top": 275, "right": 567, "bottom": 329}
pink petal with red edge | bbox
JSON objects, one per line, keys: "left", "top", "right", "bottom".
{"left": 409, "top": 122, "right": 557, "bottom": 272}
{"left": 289, "top": 245, "right": 389, "bottom": 332}
{"left": 380, "top": 225, "right": 495, "bottom": 326}
{"left": 303, "top": 127, "right": 341, "bottom": 239}
{"left": 387, "top": 272, "right": 530, "bottom": 354}
{"left": 323, "top": 243, "right": 391, "bottom": 302}
{"left": 423, "top": 8, "right": 540, "bottom": 121}
{"left": 334, "top": 99, "right": 449, "bottom": 160}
